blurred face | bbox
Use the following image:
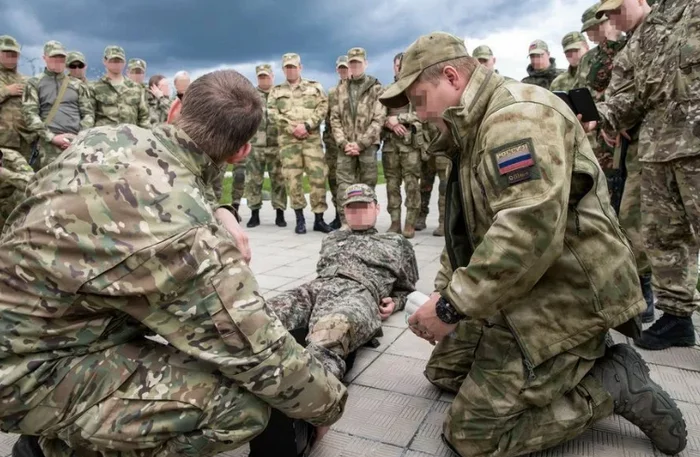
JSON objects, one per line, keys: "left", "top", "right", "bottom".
{"left": 104, "top": 58, "right": 125, "bottom": 76}
{"left": 607, "top": 0, "right": 645, "bottom": 32}
{"left": 565, "top": 47, "right": 588, "bottom": 67}
{"left": 349, "top": 60, "right": 366, "bottom": 78}
{"left": 175, "top": 76, "right": 190, "bottom": 94}
{"left": 257, "top": 73, "right": 273, "bottom": 91}
{"left": 586, "top": 20, "right": 616, "bottom": 44}
{"left": 283, "top": 64, "right": 301, "bottom": 83}
{"left": 529, "top": 53, "right": 550, "bottom": 70}
{"left": 68, "top": 61, "right": 86, "bottom": 79}
{"left": 406, "top": 67, "right": 464, "bottom": 132}
{"left": 337, "top": 66, "right": 349, "bottom": 80}
{"left": 345, "top": 201, "right": 379, "bottom": 230}
{"left": 393, "top": 58, "right": 401, "bottom": 77}
{"left": 44, "top": 54, "right": 66, "bottom": 73}
{"left": 157, "top": 78, "right": 170, "bottom": 97}
{"left": 128, "top": 68, "right": 145, "bottom": 83}
{"left": 0, "top": 51, "right": 19, "bottom": 69}
{"left": 477, "top": 57, "right": 496, "bottom": 70}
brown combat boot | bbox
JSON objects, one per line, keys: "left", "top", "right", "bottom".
{"left": 387, "top": 221, "right": 401, "bottom": 233}
{"left": 403, "top": 224, "right": 415, "bottom": 239}
{"left": 432, "top": 223, "right": 444, "bottom": 237}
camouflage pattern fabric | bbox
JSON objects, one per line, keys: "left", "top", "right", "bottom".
{"left": 418, "top": 155, "right": 448, "bottom": 225}
{"left": 91, "top": 76, "right": 150, "bottom": 128}
{"left": 268, "top": 78, "right": 329, "bottom": 213}
{"left": 425, "top": 317, "right": 612, "bottom": 457}
{"left": 0, "top": 123, "right": 347, "bottom": 456}
{"left": 619, "top": 140, "right": 650, "bottom": 275}
{"left": 323, "top": 84, "right": 343, "bottom": 210}
{"left": 146, "top": 91, "right": 171, "bottom": 126}
{"left": 599, "top": 0, "right": 700, "bottom": 317}
{"left": 330, "top": 74, "right": 385, "bottom": 219}
{"left": 0, "top": 147, "right": 33, "bottom": 230}
{"left": 521, "top": 58, "right": 564, "bottom": 89}
{"left": 0, "top": 67, "right": 33, "bottom": 159}
{"left": 587, "top": 37, "right": 627, "bottom": 95}
{"left": 231, "top": 160, "right": 246, "bottom": 205}
{"left": 381, "top": 103, "right": 421, "bottom": 224}
{"left": 247, "top": 87, "right": 285, "bottom": 210}
{"left": 549, "top": 65, "right": 578, "bottom": 92}
{"left": 267, "top": 227, "right": 418, "bottom": 380}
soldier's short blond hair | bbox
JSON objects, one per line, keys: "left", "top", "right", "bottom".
{"left": 177, "top": 70, "right": 262, "bottom": 165}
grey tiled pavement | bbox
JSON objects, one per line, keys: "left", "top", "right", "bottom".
{"left": 2, "top": 184, "right": 699, "bottom": 457}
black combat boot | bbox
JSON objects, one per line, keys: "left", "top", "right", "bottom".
{"left": 276, "top": 209, "right": 287, "bottom": 227}
{"left": 294, "top": 209, "right": 306, "bottom": 234}
{"left": 248, "top": 407, "right": 316, "bottom": 457}
{"left": 634, "top": 314, "right": 696, "bottom": 350}
{"left": 12, "top": 436, "right": 45, "bottom": 457}
{"left": 313, "top": 213, "right": 333, "bottom": 233}
{"left": 591, "top": 344, "right": 687, "bottom": 455}
{"left": 329, "top": 212, "right": 341, "bottom": 230}
{"left": 639, "top": 273, "right": 655, "bottom": 323}
{"left": 247, "top": 209, "right": 260, "bottom": 228}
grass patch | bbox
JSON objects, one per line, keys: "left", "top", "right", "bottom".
{"left": 219, "top": 161, "right": 385, "bottom": 205}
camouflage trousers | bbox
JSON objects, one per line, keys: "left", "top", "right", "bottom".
{"left": 641, "top": 156, "right": 700, "bottom": 317}
{"left": 245, "top": 146, "right": 287, "bottom": 210}
{"left": 336, "top": 144, "right": 379, "bottom": 221}
{"left": 18, "top": 341, "right": 270, "bottom": 457}
{"left": 618, "top": 142, "right": 650, "bottom": 275}
{"left": 231, "top": 159, "right": 246, "bottom": 206}
{"left": 425, "top": 318, "right": 612, "bottom": 457}
{"left": 279, "top": 135, "right": 328, "bottom": 213}
{"left": 267, "top": 277, "right": 381, "bottom": 380}
{"left": 325, "top": 140, "right": 340, "bottom": 210}
{"left": 31, "top": 139, "right": 64, "bottom": 171}
{"left": 419, "top": 155, "right": 449, "bottom": 222}
{"left": 381, "top": 138, "right": 421, "bottom": 224}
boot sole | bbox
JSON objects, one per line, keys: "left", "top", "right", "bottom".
{"left": 610, "top": 345, "right": 687, "bottom": 455}
{"left": 633, "top": 337, "right": 696, "bottom": 351}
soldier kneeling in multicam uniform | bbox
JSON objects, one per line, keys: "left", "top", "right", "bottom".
{"left": 267, "top": 183, "right": 419, "bottom": 381}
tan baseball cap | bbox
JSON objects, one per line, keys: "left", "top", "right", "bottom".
{"left": 379, "top": 31, "right": 469, "bottom": 109}
{"left": 256, "top": 64, "right": 272, "bottom": 76}
{"left": 0, "top": 35, "right": 20, "bottom": 53}
{"left": 347, "top": 47, "right": 367, "bottom": 63}
{"left": 336, "top": 55, "right": 349, "bottom": 68}
{"left": 44, "top": 40, "right": 67, "bottom": 57}
{"left": 596, "top": 0, "right": 623, "bottom": 18}
{"left": 528, "top": 39, "right": 549, "bottom": 56}
{"left": 104, "top": 45, "right": 126, "bottom": 61}
{"left": 562, "top": 32, "right": 587, "bottom": 52}
{"left": 282, "top": 53, "right": 301, "bottom": 67}
{"left": 581, "top": 2, "right": 608, "bottom": 32}
{"left": 472, "top": 45, "right": 493, "bottom": 60}
{"left": 128, "top": 58, "right": 146, "bottom": 71}
{"left": 344, "top": 183, "right": 377, "bottom": 205}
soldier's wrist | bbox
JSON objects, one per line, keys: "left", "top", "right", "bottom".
{"left": 435, "top": 295, "right": 465, "bottom": 324}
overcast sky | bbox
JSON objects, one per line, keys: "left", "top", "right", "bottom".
{"left": 3, "top": 0, "right": 595, "bottom": 91}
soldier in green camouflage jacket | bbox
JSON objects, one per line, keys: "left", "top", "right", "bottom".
{"left": 0, "top": 36, "right": 34, "bottom": 162}
{"left": 550, "top": 32, "right": 590, "bottom": 92}
{"left": 330, "top": 47, "right": 385, "bottom": 225}
{"left": 91, "top": 46, "right": 149, "bottom": 128}
{"left": 0, "top": 69, "right": 346, "bottom": 457}
{"left": 0, "top": 147, "right": 33, "bottom": 230}
{"left": 145, "top": 74, "right": 172, "bottom": 126}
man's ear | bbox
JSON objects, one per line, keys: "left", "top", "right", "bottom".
{"left": 225, "top": 142, "right": 252, "bottom": 164}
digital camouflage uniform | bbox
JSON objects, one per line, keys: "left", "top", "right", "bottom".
{"left": 0, "top": 123, "right": 347, "bottom": 457}
{"left": 380, "top": 35, "right": 645, "bottom": 457}
{"left": 0, "top": 147, "right": 33, "bottom": 230}
{"left": 91, "top": 46, "right": 150, "bottom": 129}
{"left": 22, "top": 41, "right": 94, "bottom": 171}
{"left": 268, "top": 53, "right": 328, "bottom": 214}
{"left": 550, "top": 32, "right": 589, "bottom": 92}
{"left": 246, "top": 66, "right": 287, "bottom": 211}
{"left": 146, "top": 91, "right": 172, "bottom": 126}
{"left": 381, "top": 98, "right": 421, "bottom": 228}
{"left": 598, "top": 0, "right": 700, "bottom": 320}
{"left": 330, "top": 48, "right": 385, "bottom": 222}
{"left": 0, "top": 36, "right": 34, "bottom": 162}
{"left": 267, "top": 184, "right": 418, "bottom": 380}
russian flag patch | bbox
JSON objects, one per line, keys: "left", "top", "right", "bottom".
{"left": 490, "top": 138, "right": 540, "bottom": 188}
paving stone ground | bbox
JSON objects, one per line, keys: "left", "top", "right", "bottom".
{"left": 1, "top": 184, "right": 699, "bottom": 457}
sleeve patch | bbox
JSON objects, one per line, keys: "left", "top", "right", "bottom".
{"left": 489, "top": 138, "right": 541, "bottom": 189}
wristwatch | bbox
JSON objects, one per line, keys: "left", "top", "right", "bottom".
{"left": 435, "top": 296, "right": 464, "bottom": 324}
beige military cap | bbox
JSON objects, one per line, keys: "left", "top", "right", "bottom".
{"left": 128, "top": 58, "right": 147, "bottom": 71}
{"left": 472, "top": 45, "right": 494, "bottom": 60}
{"left": 562, "top": 32, "right": 587, "bottom": 52}
{"left": 581, "top": 2, "right": 608, "bottom": 32}
{"left": 0, "top": 35, "right": 20, "bottom": 53}
{"left": 528, "top": 39, "right": 549, "bottom": 56}
{"left": 596, "top": 0, "right": 623, "bottom": 18}
{"left": 347, "top": 47, "right": 367, "bottom": 63}
{"left": 282, "top": 53, "right": 301, "bottom": 67}
{"left": 104, "top": 45, "right": 126, "bottom": 61}
{"left": 44, "top": 40, "right": 67, "bottom": 57}
{"left": 256, "top": 64, "right": 272, "bottom": 76}
{"left": 336, "top": 55, "right": 349, "bottom": 68}
{"left": 344, "top": 183, "right": 377, "bottom": 205}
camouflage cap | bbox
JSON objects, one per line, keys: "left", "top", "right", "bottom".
{"left": 66, "top": 51, "right": 86, "bottom": 65}
{"left": 256, "top": 64, "right": 272, "bottom": 76}
{"left": 347, "top": 47, "right": 367, "bottom": 63}
{"left": 43, "top": 40, "right": 67, "bottom": 57}
{"left": 528, "top": 39, "right": 549, "bottom": 56}
{"left": 344, "top": 183, "right": 377, "bottom": 205}
{"left": 581, "top": 2, "right": 608, "bottom": 32}
{"left": 562, "top": 32, "right": 587, "bottom": 51}
{"left": 104, "top": 45, "right": 126, "bottom": 61}
{"left": 282, "top": 53, "right": 301, "bottom": 67}
{"left": 472, "top": 45, "right": 493, "bottom": 60}
{"left": 379, "top": 31, "right": 469, "bottom": 109}
{"left": 128, "top": 58, "right": 147, "bottom": 71}
{"left": 596, "top": 0, "right": 623, "bottom": 18}
{"left": 336, "top": 55, "right": 349, "bottom": 68}
{"left": 0, "top": 35, "right": 20, "bottom": 53}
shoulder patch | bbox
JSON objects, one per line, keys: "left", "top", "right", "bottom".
{"left": 489, "top": 138, "right": 541, "bottom": 189}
